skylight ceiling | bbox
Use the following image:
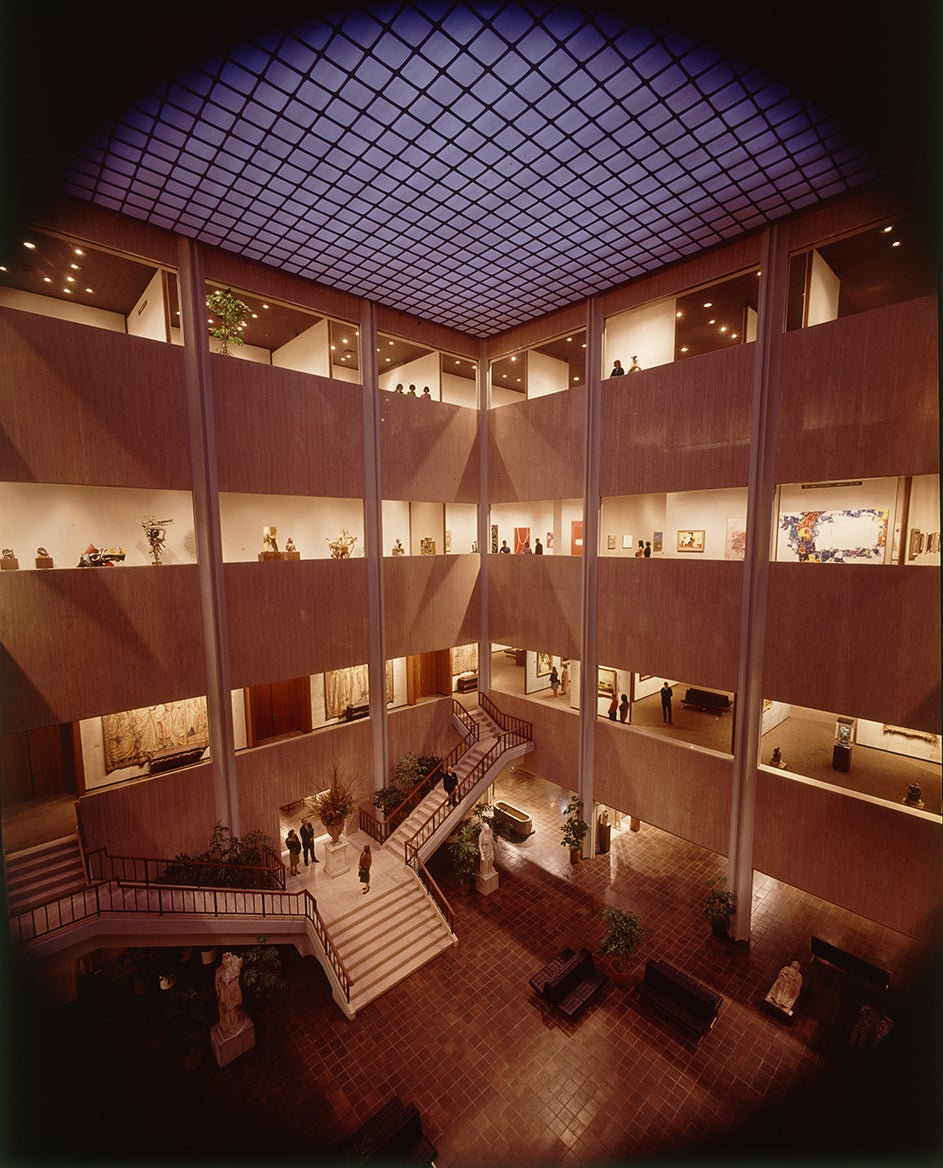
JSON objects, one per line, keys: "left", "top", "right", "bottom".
{"left": 65, "top": 3, "right": 873, "bottom": 336}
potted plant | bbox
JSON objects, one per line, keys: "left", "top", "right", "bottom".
{"left": 118, "top": 946, "right": 158, "bottom": 994}
{"left": 599, "top": 906, "right": 646, "bottom": 984}
{"left": 560, "top": 795, "right": 590, "bottom": 863}
{"left": 703, "top": 879, "right": 737, "bottom": 939}
{"left": 205, "top": 286, "right": 250, "bottom": 355}
{"left": 163, "top": 984, "right": 214, "bottom": 1071}
{"left": 448, "top": 820, "right": 479, "bottom": 893}
{"left": 239, "top": 936, "right": 287, "bottom": 1021}
{"left": 313, "top": 764, "right": 359, "bottom": 843}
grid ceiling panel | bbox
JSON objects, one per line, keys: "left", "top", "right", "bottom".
{"left": 66, "top": 2, "right": 871, "bottom": 336}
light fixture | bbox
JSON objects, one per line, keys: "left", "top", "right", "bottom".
{"left": 73, "top": 248, "right": 84, "bottom": 256}
{"left": 66, "top": 276, "right": 75, "bottom": 284}
{"left": 70, "top": 263, "right": 80, "bottom": 271}
{"left": 708, "top": 319, "right": 716, "bottom": 325}
{"left": 262, "top": 303, "right": 269, "bottom": 309}
{"left": 676, "top": 310, "right": 683, "bottom": 318}
{"left": 680, "top": 346, "right": 689, "bottom": 353}
{"left": 891, "top": 240, "right": 901, "bottom": 247}
{"left": 63, "top": 287, "right": 72, "bottom": 294}
{"left": 703, "top": 301, "right": 712, "bottom": 308}
{"left": 43, "top": 276, "right": 52, "bottom": 284}
{"left": 882, "top": 225, "right": 893, "bottom": 233}
{"left": 730, "top": 333, "right": 738, "bottom": 339}
{"left": 85, "top": 287, "right": 94, "bottom": 294}
{"left": 23, "top": 241, "right": 36, "bottom": 250}
{"left": 719, "top": 325, "right": 727, "bottom": 333}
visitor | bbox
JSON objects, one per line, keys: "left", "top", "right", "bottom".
{"left": 285, "top": 829, "right": 302, "bottom": 875}
{"left": 358, "top": 845, "right": 372, "bottom": 893}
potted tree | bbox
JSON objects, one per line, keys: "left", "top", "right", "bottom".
{"left": 205, "top": 287, "right": 250, "bottom": 355}
{"left": 239, "top": 936, "right": 287, "bottom": 1022}
{"left": 599, "top": 906, "right": 646, "bottom": 985}
{"left": 560, "top": 795, "right": 590, "bottom": 864}
{"left": 313, "top": 764, "right": 359, "bottom": 843}
{"left": 703, "top": 879, "right": 737, "bottom": 939}
{"left": 448, "top": 820, "right": 479, "bottom": 893}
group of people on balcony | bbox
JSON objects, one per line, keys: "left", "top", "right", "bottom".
{"left": 394, "top": 383, "right": 433, "bottom": 399}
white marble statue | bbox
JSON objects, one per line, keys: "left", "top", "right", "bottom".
{"left": 478, "top": 821, "right": 495, "bottom": 876}
{"left": 215, "top": 951, "right": 244, "bottom": 1033}
{"left": 767, "top": 960, "right": 802, "bottom": 1010}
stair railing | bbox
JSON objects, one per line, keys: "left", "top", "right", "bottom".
{"left": 84, "top": 846, "right": 286, "bottom": 891}
{"left": 358, "top": 718, "right": 479, "bottom": 843}
{"left": 403, "top": 843, "right": 454, "bottom": 934}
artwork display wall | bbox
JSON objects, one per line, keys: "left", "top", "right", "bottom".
{"left": 777, "top": 508, "right": 888, "bottom": 563}
{"left": 101, "top": 697, "right": 209, "bottom": 773}
{"left": 323, "top": 663, "right": 394, "bottom": 719}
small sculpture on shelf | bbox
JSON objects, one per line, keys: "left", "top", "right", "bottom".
{"left": 1, "top": 548, "right": 18, "bottom": 571}
{"left": 628, "top": 355, "right": 642, "bottom": 373}
{"left": 138, "top": 515, "right": 173, "bottom": 566}
{"left": 902, "top": 783, "right": 924, "bottom": 808}
{"left": 285, "top": 537, "right": 296, "bottom": 553}
{"left": 35, "top": 546, "right": 53, "bottom": 569}
{"left": 77, "top": 545, "right": 125, "bottom": 567}
{"left": 327, "top": 528, "right": 358, "bottom": 559}
{"left": 769, "top": 746, "right": 787, "bottom": 768}
{"left": 262, "top": 526, "right": 279, "bottom": 554}
{"left": 392, "top": 538, "right": 405, "bottom": 556}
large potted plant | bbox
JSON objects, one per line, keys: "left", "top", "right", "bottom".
{"left": 703, "top": 879, "right": 737, "bottom": 939}
{"left": 560, "top": 795, "right": 590, "bottom": 864}
{"left": 240, "top": 936, "right": 287, "bottom": 1021}
{"left": 313, "top": 764, "right": 359, "bottom": 843}
{"left": 205, "top": 287, "right": 250, "bottom": 355}
{"left": 163, "top": 984, "right": 214, "bottom": 1071}
{"left": 599, "top": 907, "right": 646, "bottom": 984}
{"left": 448, "top": 820, "right": 479, "bottom": 893}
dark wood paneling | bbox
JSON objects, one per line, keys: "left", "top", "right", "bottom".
{"left": 35, "top": 197, "right": 181, "bottom": 269}
{"left": 599, "top": 345, "right": 754, "bottom": 496}
{"left": 0, "top": 311, "right": 192, "bottom": 489}
{"left": 0, "top": 565, "right": 206, "bottom": 734}
{"left": 224, "top": 559, "right": 371, "bottom": 688}
{"left": 764, "top": 564, "right": 941, "bottom": 731}
{"left": 754, "top": 769, "right": 940, "bottom": 943}
{"left": 213, "top": 362, "right": 366, "bottom": 497}
{"left": 383, "top": 554, "right": 480, "bottom": 660}
{"left": 485, "top": 303, "right": 587, "bottom": 360}
{"left": 488, "top": 387, "right": 586, "bottom": 503}
{"left": 486, "top": 555, "right": 582, "bottom": 662}
{"left": 380, "top": 396, "right": 480, "bottom": 502}
{"left": 776, "top": 297, "right": 939, "bottom": 482}
{"left": 375, "top": 306, "right": 479, "bottom": 360}
{"left": 596, "top": 559, "right": 743, "bottom": 692}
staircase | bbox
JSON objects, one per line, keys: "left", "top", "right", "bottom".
{"left": 328, "top": 871, "right": 455, "bottom": 1014}
{"left": 4, "top": 835, "right": 88, "bottom": 916}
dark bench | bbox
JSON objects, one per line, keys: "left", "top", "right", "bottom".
{"left": 338, "top": 1097, "right": 436, "bottom": 1164}
{"left": 680, "top": 688, "right": 732, "bottom": 714}
{"left": 148, "top": 746, "right": 206, "bottom": 774}
{"left": 344, "top": 702, "right": 369, "bottom": 721}
{"left": 530, "top": 947, "right": 608, "bottom": 1019}
{"left": 811, "top": 936, "right": 890, "bottom": 990}
{"left": 635, "top": 959, "right": 723, "bottom": 1041}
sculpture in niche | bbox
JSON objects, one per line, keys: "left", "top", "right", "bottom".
{"left": 35, "top": 546, "right": 53, "bottom": 569}
{"left": 285, "top": 537, "right": 296, "bottom": 553}
{"left": 327, "top": 528, "right": 358, "bottom": 558}
{"left": 262, "top": 526, "right": 279, "bottom": 554}
{"left": 392, "top": 538, "right": 405, "bottom": 556}
{"left": 138, "top": 515, "right": 173, "bottom": 565}
{"left": 77, "top": 544, "right": 125, "bottom": 567}
{"left": 36, "top": 547, "right": 50, "bottom": 557}
{"left": 215, "top": 952, "right": 245, "bottom": 1033}
{"left": 902, "top": 783, "right": 924, "bottom": 808}
{"left": 420, "top": 538, "right": 436, "bottom": 555}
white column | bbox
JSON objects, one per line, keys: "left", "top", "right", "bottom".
{"left": 728, "top": 226, "right": 789, "bottom": 940}
{"left": 176, "top": 238, "right": 239, "bottom": 834}
{"left": 359, "top": 300, "right": 389, "bottom": 794}
{"left": 578, "top": 298, "right": 604, "bottom": 856}
{"left": 477, "top": 341, "right": 492, "bottom": 693}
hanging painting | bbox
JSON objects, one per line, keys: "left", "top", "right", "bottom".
{"left": 514, "top": 527, "right": 531, "bottom": 553}
{"left": 102, "top": 697, "right": 209, "bottom": 773}
{"left": 570, "top": 520, "right": 583, "bottom": 556}
{"left": 536, "top": 652, "right": 553, "bottom": 677}
{"left": 677, "top": 529, "right": 705, "bottom": 552}
{"left": 725, "top": 519, "right": 746, "bottom": 560}
{"left": 779, "top": 509, "right": 888, "bottom": 562}
{"left": 490, "top": 524, "right": 498, "bottom": 554}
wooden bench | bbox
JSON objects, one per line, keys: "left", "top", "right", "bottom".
{"left": 680, "top": 688, "right": 732, "bottom": 714}
{"left": 811, "top": 936, "right": 890, "bottom": 990}
{"left": 338, "top": 1097, "right": 436, "bottom": 1164}
{"left": 530, "top": 947, "right": 608, "bottom": 1019}
{"left": 635, "top": 959, "right": 723, "bottom": 1041}
{"left": 148, "top": 746, "right": 206, "bottom": 774}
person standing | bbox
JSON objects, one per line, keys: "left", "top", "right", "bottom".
{"left": 285, "top": 829, "right": 302, "bottom": 875}
{"left": 521, "top": 540, "right": 532, "bottom": 553}
{"left": 644, "top": 541, "right": 651, "bottom": 557}
{"left": 660, "top": 682, "right": 674, "bottom": 724}
{"left": 534, "top": 538, "right": 543, "bottom": 554}
{"left": 549, "top": 666, "right": 559, "bottom": 697}
{"left": 560, "top": 661, "right": 569, "bottom": 695}
{"left": 443, "top": 768, "right": 458, "bottom": 807}
{"left": 619, "top": 693, "right": 629, "bottom": 722}
{"left": 358, "top": 844, "right": 372, "bottom": 893}
{"left": 634, "top": 540, "right": 644, "bottom": 557}
{"left": 608, "top": 694, "right": 618, "bottom": 721}
{"left": 300, "top": 817, "right": 318, "bottom": 865}
{"left": 499, "top": 540, "right": 511, "bottom": 554}
{"left": 610, "top": 359, "right": 625, "bottom": 376}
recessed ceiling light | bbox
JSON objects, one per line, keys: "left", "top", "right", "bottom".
{"left": 719, "top": 325, "right": 727, "bottom": 332}
{"left": 66, "top": 276, "right": 75, "bottom": 283}
{"left": 23, "top": 241, "right": 36, "bottom": 250}
{"left": 730, "top": 333, "right": 738, "bottom": 339}
{"left": 85, "top": 287, "right": 94, "bottom": 294}
{"left": 0, "top": 265, "right": 6, "bottom": 272}
{"left": 676, "top": 311, "right": 683, "bottom": 318}
{"left": 262, "top": 303, "right": 269, "bottom": 309}
{"left": 703, "top": 301, "right": 712, "bottom": 308}
{"left": 882, "top": 225, "right": 893, "bottom": 233}
{"left": 63, "top": 287, "right": 72, "bottom": 294}
{"left": 708, "top": 319, "right": 716, "bottom": 325}
{"left": 73, "top": 248, "right": 84, "bottom": 256}
{"left": 680, "top": 346, "right": 689, "bottom": 353}
{"left": 891, "top": 240, "right": 901, "bottom": 247}
{"left": 43, "top": 276, "right": 52, "bottom": 283}
{"left": 251, "top": 312, "right": 258, "bottom": 319}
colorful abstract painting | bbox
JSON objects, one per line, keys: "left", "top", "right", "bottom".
{"left": 725, "top": 519, "right": 747, "bottom": 560}
{"left": 779, "top": 509, "right": 888, "bottom": 562}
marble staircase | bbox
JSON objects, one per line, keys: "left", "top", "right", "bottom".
{"left": 4, "top": 835, "right": 88, "bottom": 916}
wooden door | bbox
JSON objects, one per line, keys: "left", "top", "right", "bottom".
{"left": 245, "top": 678, "right": 312, "bottom": 746}
{"left": 0, "top": 724, "right": 77, "bottom": 807}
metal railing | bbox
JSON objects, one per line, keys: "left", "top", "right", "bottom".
{"left": 404, "top": 843, "right": 454, "bottom": 934}
{"left": 85, "top": 845, "right": 286, "bottom": 891}
{"left": 9, "top": 876, "right": 352, "bottom": 1002}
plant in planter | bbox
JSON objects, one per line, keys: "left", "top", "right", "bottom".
{"left": 163, "top": 984, "right": 215, "bottom": 1070}
{"left": 239, "top": 936, "right": 287, "bottom": 1020}
{"left": 599, "top": 907, "right": 646, "bottom": 982}
{"left": 313, "top": 764, "right": 359, "bottom": 843}
{"left": 448, "top": 819, "right": 480, "bottom": 892}
{"left": 703, "top": 879, "right": 737, "bottom": 938}
{"left": 205, "top": 287, "right": 250, "bottom": 355}
{"left": 118, "top": 947, "right": 159, "bottom": 994}
{"left": 160, "top": 821, "right": 279, "bottom": 890}
{"left": 560, "top": 795, "right": 590, "bottom": 863}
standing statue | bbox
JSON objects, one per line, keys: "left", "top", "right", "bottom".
{"left": 327, "top": 528, "right": 359, "bottom": 558}
{"left": 138, "top": 515, "right": 173, "bottom": 565}
{"left": 215, "top": 951, "right": 244, "bottom": 1033}
{"left": 478, "top": 821, "right": 495, "bottom": 877}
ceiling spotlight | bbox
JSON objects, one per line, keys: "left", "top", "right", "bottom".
{"left": 73, "top": 248, "right": 84, "bottom": 256}
{"left": 708, "top": 319, "right": 716, "bottom": 325}
{"left": 43, "top": 276, "right": 52, "bottom": 284}
{"left": 676, "top": 311, "right": 683, "bottom": 318}
{"left": 881, "top": 225, "right": 893, "bottom": 233}
{"left": 70, "top": 263, "right": 80, "bottom": 271}
{"left": 262, "top": 303, "right": 269, "bottom": 309}
{"left": 719, "top": 325, "right": 727, "bottom": 332}
{"left": 730, "top": 333, "right": 738, "bottom": 339}
{"left": 85, "top": 287, "right": 94, "bottom": 294}
{"left": 703, "top": 301, "right": 712, "bottom": 308}
{"left": 0, "top": 265, "right": 6, "bottom": 272}
{"left": 66, "top": 276, "right": 75, "bottom": 284}
{"left": 23, "top": 241, "right": 36, "bottom": 250}
{"left": 891, "top": 240, "right": 901, "bottom": 247}
{"left": 680, "top": 346, "right": 689, "bottom": 353}
{"left": 63, "top": 287, "right": 72, "bottom": 294}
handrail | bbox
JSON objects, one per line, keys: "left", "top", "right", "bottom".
{"left": 85, "top": 846, "right": 286, "bottom": 891}
{"left": 478, "top": 692, "right": 533, "bottom": 741}
{"left": 451, "top": 698, "right": 480, "bottom": 742}
{"left": 8, "top": 877, "right": 352, "bottom": 1002}
{"left": 404, "top": 842, "right": 454, "bottom": 934}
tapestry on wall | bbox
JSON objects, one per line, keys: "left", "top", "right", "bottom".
{"left": 779, "top": 509, "right": 888, "bottom": 562}
{"left": 102, "top": 697, "right": 209, "bottom": 773}
{"left": 450, "top": 643, "right": 478, "bottom": 675}
{"left": 725, "top": 519, "right": 747, "bottom": 560}
{"left": 324, "top": 663, "right": 394, "bottom": 719}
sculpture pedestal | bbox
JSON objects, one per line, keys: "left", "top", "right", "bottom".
{"left": 324, "top": 839, "right": 351, "bottom": 878}
{"left": 35, "top": 556, "right": 53, "bottom": 569}
{"left": 211, "top": 1013, "right": 256, "bottom": 1067}
{"left": 475, "top": 869, "right": 499, "bottom": 896}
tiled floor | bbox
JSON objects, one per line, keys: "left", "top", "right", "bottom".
{"left": 7, "top": 766, "right": 939, "bottom": 1166}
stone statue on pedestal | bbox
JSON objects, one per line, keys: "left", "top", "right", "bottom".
{"left": 215, "top": 951, "right": 244, "bottom": 1033}
{"left": 478, "top": 821, "right": 495, "bottom": 877}
{"left": 767, "top": 960, "right": 802, "bottom": 1011}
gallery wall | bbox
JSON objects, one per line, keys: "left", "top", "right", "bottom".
{"left": 218, "top": 493, "right": 364, "bottom": 562}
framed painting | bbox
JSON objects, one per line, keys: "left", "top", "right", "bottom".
{"left": 445, "top": 529, "right": 452, "bottom": 553}
{"left": 725, "top": 518, "right": 746, "bottom": 560}
{"left": 514, "top": 526, "right": 531, "bottom": 553}
{"left": 677, "top": 529, "right": 705, "bottom": 552}
{"left": 570, "top": 520, "right": 583, "bottom": 556}
{"left": 607, "top": 534, "right": 616, "bottom": 550}
{"left": 653, "top": 531, "right": 663, "bottom": 553}
{"left": 929, "top": 531, "right": 941, "bottom": 553}
{"left": 420, "top": 537, "right": 436, "bottom": 555}
{"left": 546, "top": 532, "right": 554, "bottom": 549}
{"left": 536, "top": 652, "right": 552, "bottom": 677}
{"left": 490, "top": 524, "right": 498, "bottom": 554}
{"left": 622, "top": 534, "right": 633, "bottom": 550}
{"left": 597, "top": 668, "right": 616, "bottom": 697}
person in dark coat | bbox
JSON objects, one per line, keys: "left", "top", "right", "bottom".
{"left": 358, "top": 845, "right": 372, "bottom": 893}
{"left": 300, "top": 818, "right": 319, "bottom": 865}
{"left": 619, "top": 693, "right": 629, "bottom": 722}
{"left": 285, "top": 829, "right": 302, "bottom": 875}
{"left": 443, "top": 769, "right": 459, "bottom": 807}
{"left": 660, "top": 682, "right": 674, "bottom": 724}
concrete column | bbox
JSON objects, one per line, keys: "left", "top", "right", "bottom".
{"left": 476, "top": 341, "right": 492, "bottom": 693}
{"left": 359, "top": 299, "right": 389, "bottom": 793}
{"left": 578, "top": 298, "right": 604, "bottom": 856}
{"left": 176, "top": 238, "right": 239, "bottom": 834}
{"left": 728, "top": 226, "right": 789, "bottom": 940}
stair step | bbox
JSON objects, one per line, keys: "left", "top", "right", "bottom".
{"left": 349, "top": 930, "right": 454, "bottom": 1008}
